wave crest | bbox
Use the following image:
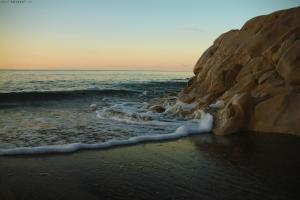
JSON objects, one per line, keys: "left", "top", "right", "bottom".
{"left": 0, "top": 110, "right": 213, "bottom": 156}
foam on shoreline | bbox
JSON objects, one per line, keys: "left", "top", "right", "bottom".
{"left": 0, "top": 111, "right": 213, "bottom": 156}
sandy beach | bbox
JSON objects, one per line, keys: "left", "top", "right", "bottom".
{"left": 1, "top": 1, "right": 300, "bottom": 200}
{"left": 1, "top": 133, "right": 299, "bottom": 200}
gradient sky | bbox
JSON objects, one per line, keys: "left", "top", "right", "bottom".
{"left": 0, "top": 0, "right": 299, "bottom": 71}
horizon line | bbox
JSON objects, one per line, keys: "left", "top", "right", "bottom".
{"left": 0, "top": 69, "right": 192, "bottom": 72}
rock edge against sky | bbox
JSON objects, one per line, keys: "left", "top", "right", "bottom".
{"left": 179, "top": 6, "right": 300, "bottom": 136}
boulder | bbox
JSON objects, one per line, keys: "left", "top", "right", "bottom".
{"left": 249, "top": 93, "right": 300, "bottom": 134}
{"left": 178, "top": 7, "right": 300, "bottom": 136}
{"left": 149, "top": 105, "right": 165, "bottom": 113}
{"left": 214, "top": 93, "right": 253, "bottom": 135}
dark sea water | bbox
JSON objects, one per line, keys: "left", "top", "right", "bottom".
{"left": 1, "top": 70, "right": 211, "bottom": 155}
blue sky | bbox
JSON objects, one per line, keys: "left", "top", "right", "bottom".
{"left": 0, "top": 0, "right": 299, "bottom": 70}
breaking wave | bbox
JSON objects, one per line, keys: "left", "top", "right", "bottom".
{"left": 0, "top": 110, "right": 213, "bottom": 156}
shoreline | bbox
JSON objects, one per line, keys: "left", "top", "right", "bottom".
{"left": 1, "top": 133, "right": 299, "bottom": 200}
{"left": 0, "top": 129, "right": 298, "bottom": 157}
{"left": 0, "top": 111, "right": 213, "bottom": 156}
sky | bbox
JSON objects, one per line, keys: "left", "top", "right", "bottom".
{"left": 0, "top": 0, "right": 299, "bottom": 71}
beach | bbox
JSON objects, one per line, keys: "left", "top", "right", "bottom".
{"left": 1, "top": 133, "right": 299, "bottom": 200}
{"left": 1, "top": 1, "right": 300, "bottom": 200}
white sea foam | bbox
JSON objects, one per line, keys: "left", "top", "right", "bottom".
{"left": 89, "top": 103, "right": 97, "bottom": 111}
{"left": 0, "top": 110, "right": 213, "bottom": 156}
{"left": 96, "top": 102, "right": 161, "bottom": 124}
{"left": 141, "top": 91, "right": 148, "bottom": 96}
{"left": 174, "top": 101, "right": 198, "bottom": 111}
{"left": 164, "top": 101, "right": 197, "bottom": 114}
{"left": 209, "top": 100, "right": 225, "bottom": 109}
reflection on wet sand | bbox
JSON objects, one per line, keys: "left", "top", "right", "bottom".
{"left": 190, "top": 133, "right": 255, "bottom": 163}
{"left": 0, "top": 133, "right": 299, "bottom": 200}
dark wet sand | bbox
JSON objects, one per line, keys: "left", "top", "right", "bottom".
{"left": 0, "top": 133, "right": 300, "bottom": 200}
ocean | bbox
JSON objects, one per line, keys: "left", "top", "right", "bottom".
{"left": 0, "top": 70, "right": 213, "bottom": 155}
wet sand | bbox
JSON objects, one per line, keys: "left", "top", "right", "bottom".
{"left": 0, "top": 133, "right": 300, "bottom": 200}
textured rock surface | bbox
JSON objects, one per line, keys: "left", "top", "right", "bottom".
{"left": 179, "top": 7, "right": 300, "bottom": 136}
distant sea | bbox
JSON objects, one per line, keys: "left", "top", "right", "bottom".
{"left": 0, "top": 70, "right": 214, "bottom": 155}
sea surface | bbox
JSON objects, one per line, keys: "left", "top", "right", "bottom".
{"left": 0, "top": 70, "right": 214, "bottom": 155}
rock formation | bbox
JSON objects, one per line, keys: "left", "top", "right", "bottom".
{"left": 179, "top": 7, "right": 300, "bottom": 136}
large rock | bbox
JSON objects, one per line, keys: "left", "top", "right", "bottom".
{"left": 249, "top": 93, "right": 300, "bottom": 134}
{"left": 214, "top": 93, "right": 253, "bottom": 135}
{"left": 179, "top": 7, "right": 300, "bottom": 136}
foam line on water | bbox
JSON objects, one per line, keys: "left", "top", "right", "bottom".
{"left": 0, "top": 111, "right": 213, "bottom": 156}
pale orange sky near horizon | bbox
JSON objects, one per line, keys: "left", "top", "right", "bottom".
{"left": 0, "top": 0, "right": 299, "bottom": 71}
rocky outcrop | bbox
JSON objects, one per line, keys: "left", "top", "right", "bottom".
{"left": 149, "top": 105, "right": 166, "bottom": 113}
{"left": 179, "top": 7, "right": 300, "bottom": 136}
